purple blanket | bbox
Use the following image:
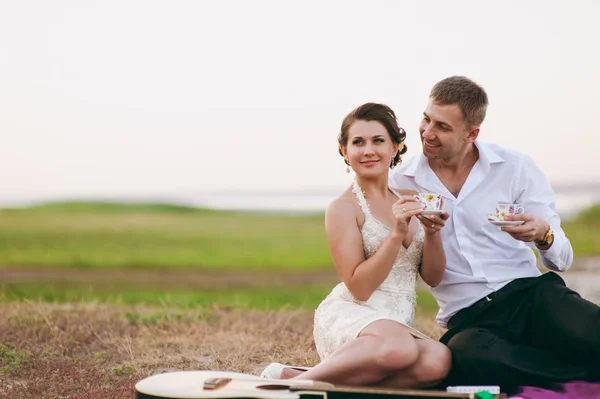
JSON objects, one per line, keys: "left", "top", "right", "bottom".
{"left": 510, "top": 382, "right": 600, "bottom": 399}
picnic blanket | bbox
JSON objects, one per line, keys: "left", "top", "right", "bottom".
{"left": 510, "top": 381, "right": 600, "bottom": 399}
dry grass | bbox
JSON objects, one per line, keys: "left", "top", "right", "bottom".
{"left": 0, "top": 302, "right": 444, "bottom": 399}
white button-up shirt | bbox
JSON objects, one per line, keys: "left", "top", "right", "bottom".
{"left": 389, "top": 140, "right": 573, "bottom": 328}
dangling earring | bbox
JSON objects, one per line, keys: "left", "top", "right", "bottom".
{"left": 346, "top": 163, "right": 350, "bottom": 173}
{"left": 391, "top": 149, "right": 400, "bottom": 168}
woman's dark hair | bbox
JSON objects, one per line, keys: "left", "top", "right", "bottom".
{"left": 338, "top": 102, "right": 407, "bottom": 167}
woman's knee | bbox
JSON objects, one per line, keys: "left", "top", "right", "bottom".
{"left": 419, "top": 345, "right": 452, "bottom": 385}
{"left": 374, "top": 338, "right": 419, "bottom": 372}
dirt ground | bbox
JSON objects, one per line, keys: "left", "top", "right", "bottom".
{"left": 1, "top": 258, "right": 598, "bottom": 397}
{"left": 0, "top": 267, "right": 341, "bottom": 289}
{"left": 0, "top": 301, "right": 443, "bottom": 398}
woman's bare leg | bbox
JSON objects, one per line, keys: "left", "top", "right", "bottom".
{"left": 288, "top": 320, "right": 420, "bottom": 385}
{"left": 377, "top": 339, "right": 451, "bottom": 389}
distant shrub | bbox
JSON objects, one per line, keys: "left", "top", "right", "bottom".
{"left": 576, "top": 203, "right": 600, "bottom": 225}
{"left": 1, "top": 201, "right": 218, "bottom": 214}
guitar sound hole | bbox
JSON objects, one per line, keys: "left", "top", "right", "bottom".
{"left": 256, "top": 384, "right": 292, "bottom": 390}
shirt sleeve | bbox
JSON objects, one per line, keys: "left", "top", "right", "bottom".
{"left": 514, "top": 155, "right": 573, "bottom": 272}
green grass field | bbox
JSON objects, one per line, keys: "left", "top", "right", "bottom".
{"left": 1, "top": 201, "right": 598, "bottom": 312}
{"left": 1, "top": 201, "right": 597, "bottom": 398}
{"left": 560, "top": 203, "right": 600, "bottom": 256}
{"left": 0, "top": 202, "right": 329, "bottom": 270}
{"left": 2, "top": 200, "right": 598, "bottom": 270}
{"left": 0, "top": 280, "right": 331, "bottom": 310}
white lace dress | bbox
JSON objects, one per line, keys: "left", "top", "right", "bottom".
{"left": 313, "top": 180, "right": 427, "bottom": 360}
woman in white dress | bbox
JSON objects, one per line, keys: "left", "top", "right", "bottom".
{"left": 261, "top": 103, "right": 451, "bottom": 388}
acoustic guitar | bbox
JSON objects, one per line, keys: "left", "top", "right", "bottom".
{"left": 135, "top": 370, "right": 505, "bottom": 399}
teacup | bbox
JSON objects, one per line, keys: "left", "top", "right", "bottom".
{"left": 417, "top": 192, "right": 442, "bottom": 211}
{"left": 494, "top": 203, "right": 524, "bottom": 220}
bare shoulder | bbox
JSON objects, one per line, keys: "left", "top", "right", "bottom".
{"left": 326, "top": 189, "right": 356, "bottom": 217}
{"left": 326, "top": 186, "right": 362, "bottom": 222}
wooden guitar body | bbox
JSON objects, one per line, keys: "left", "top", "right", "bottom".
{"left": 135, "top": 370, "right": 503, "bottom": 399}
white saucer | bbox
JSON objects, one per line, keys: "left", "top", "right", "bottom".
{"left": 488, "top": 220, "right": 524, "bottom": 227}
{"left": 421, "top": 210, "right": 444, "bottom": 216}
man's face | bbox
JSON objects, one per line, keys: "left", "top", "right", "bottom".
{"left": 419, "top": 99, "right": 475, "bottom": 162}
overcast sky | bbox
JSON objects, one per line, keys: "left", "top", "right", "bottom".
{"left": 1, "top": 0, "right": 599, "bottom": 202}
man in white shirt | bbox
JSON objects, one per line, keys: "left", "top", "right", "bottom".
{"left": 389, "top": 76, "right": 599, "bottom": 393}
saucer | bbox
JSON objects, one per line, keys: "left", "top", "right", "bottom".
{"left": 488, "top": 220, "right": 525, "bottom": 227}
{"left": 421, "top": 210, "right": 444, "bottom": 216}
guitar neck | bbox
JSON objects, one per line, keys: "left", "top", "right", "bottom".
{"left": 292, "top": 384, "right": 503, "bottom": 399}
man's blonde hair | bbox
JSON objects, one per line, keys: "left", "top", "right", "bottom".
{"left": 430, "top": 76, "right": 488, "bottom": 129}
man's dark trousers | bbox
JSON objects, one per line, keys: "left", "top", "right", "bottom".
{"left": 439, "top": 272, "right": 600, "bottom": 393}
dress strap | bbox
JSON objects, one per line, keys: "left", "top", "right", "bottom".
{"left": 351, "top": 179, "right": 371, "bottom": 217}
{"left": 353, "top": 179, "right": 404, "bottom": 216}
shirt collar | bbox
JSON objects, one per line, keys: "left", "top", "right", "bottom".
{"left": 401, "top": 140, "right": 504, "bottom": 178}
{"left": 475, "top": 140, "right": 505, "bottom": 165}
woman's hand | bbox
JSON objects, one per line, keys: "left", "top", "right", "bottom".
{"left": 417, "top": 212, "right": 449, "bottom": 235}
{"left": 391, "top": 196, "right": 425, "bottom": 236}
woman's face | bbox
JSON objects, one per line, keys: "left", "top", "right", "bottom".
{"left": 343, "top": 119, "right": 398, "bottom": 178}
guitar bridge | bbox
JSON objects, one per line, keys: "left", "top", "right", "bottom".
{"left": 203, "top": 377, "right": 232, "bottom": 390}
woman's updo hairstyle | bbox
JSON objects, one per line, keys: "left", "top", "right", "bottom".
{"left": 337, "top": 102, "right": 408, "bottom": 168}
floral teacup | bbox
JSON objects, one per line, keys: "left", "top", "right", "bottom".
{"left": 493, "top": 203, "right": 524, "bottom": 221}
{"left": 417, "top": 192, "right": 442, "bottom": 211}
